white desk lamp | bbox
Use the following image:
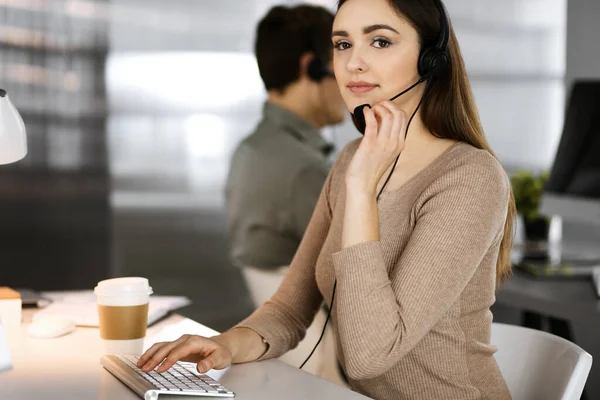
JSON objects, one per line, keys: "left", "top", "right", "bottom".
{"left": 0, "top": 88, "right": 27, "bottom": 165}
{"left": 0, "top": 88, "right": 27, "bottom": 372}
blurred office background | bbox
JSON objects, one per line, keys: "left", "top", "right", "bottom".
{"left": 1, "top": 0, "right": 599, "bottom": 394}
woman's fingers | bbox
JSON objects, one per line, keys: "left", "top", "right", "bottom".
{"left": 196, "top": 348, "right": 230, "bottom": 373}
{"left": 379, "top": 101, "right": 408, "bottom": 149}
{"left": 155, "top": 339, "right": 197, "bottom": 373}
{"left": 363, "top": 106, "right": 378, "bottom": 141}
{"left": 137, "top": 341, "right": 169, "bottom": 367}
{"left": 140, "top": 335, "right": 189, "bottom": 372}
{"left": 371, "top": 104, "right": 393, "bottom": 140}
{"left": 155, "top": 336, "right": 214, "bottom": 373}
{"left": 138, "top": 335, "right": 233, "bottom": 374}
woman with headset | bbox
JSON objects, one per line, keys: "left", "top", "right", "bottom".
{"left": 138, "top": 0, "right": 515, "bottom": 398}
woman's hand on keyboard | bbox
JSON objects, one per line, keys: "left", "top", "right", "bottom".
{"left": 137, "top": 334, "right": 233, "bottom": 374}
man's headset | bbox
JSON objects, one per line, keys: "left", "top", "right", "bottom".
{"left": 303, "top": 33, "right": 337, "bottom": 156}
{"left": 307, "top": 35, "right": 333, "bottom": 83}
{"left": 299, "top": 0, "right": 452, "bottom": 371}
{"left": 351, "top": 0, "right": 450, "bottom": 134}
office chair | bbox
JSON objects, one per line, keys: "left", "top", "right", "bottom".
{"left": 491, "top": 322, "right": 592, "bottom": 400}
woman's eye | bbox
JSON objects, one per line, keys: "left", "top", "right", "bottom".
{"left": 333, "top": 41, "right": 351, "bottom": 51}
{"left": 372, "top": 38, "right": 391, "bottom": 49}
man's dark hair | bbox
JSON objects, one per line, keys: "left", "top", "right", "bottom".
{"left": 255, "top": 5, "right": 334, "bottom": 92}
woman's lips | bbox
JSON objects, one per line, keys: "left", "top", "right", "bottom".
{"left": 347, "top": 82, "right": 378, "bottom": 94}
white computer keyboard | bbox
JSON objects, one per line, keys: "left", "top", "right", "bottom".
{"left": 101, "top": 354, "right": 235, "bottom": 399}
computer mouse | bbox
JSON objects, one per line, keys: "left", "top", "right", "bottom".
{"left": 28, "top": 315, "right": 76, "bottom": 339}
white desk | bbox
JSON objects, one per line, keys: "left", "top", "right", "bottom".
{"left": 0, "top": 312, "right": 370, "bottom": 400}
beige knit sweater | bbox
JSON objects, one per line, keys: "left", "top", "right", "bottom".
{"left": 236, "top": 140, "right": 512, "bottom": 400}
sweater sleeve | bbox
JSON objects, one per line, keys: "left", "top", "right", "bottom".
{"left": 232, "top": 151, "right": 344, "bottom": 360}
{"left": 332, "top": 162, "right": 510, "bottom": 380}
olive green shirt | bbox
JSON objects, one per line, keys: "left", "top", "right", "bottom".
{"left": 225, "top": 102, "right": 332, "bottom": 270}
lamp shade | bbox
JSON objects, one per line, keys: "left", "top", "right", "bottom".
{"left": 0, "top": 89, "right": 27, "bottom": 165}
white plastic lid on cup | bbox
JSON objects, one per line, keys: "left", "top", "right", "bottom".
{"left": 94, "top": 277, "right": 153, "bottom": 297}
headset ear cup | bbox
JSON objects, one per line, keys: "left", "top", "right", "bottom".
{"left": 307, "top": 58, "right": 321, "bottom": 82}
{"left": 418, "top": 47, "right": 434, "bottom": 78}
{"left": 418, "top": 48, "right": 449, "bottom": 79}
{"left": 308, "top": 57, "right": 327, "bottom": 82}
{"left": 430, "top": 51, "right": 449, "bottom": 78}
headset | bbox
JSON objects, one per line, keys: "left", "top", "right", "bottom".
{"left": 307, "top": 34, "right": 333, "bottom": 83}
{"left": 299, "top": 0, "right": 451, "bottom": 371}
{"left": 417, "top": 1, "right": 450, "bottom": 81}
{"left": 304, "top": 32, "right": 337, "bottom": 155}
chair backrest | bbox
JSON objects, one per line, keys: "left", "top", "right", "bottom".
{"left": 491, "top": 322, "right": 592, "bottom": 400}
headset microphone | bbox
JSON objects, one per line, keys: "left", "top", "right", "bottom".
{"left": 351, "top": 78, "right": 426, "bottom": 134}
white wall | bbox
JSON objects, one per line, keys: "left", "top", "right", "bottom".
{"left": 565, "top": 0, "right": 600, "bottom": 88}
{"left": 106, "top": 0, "right": 571, "bottom": 209}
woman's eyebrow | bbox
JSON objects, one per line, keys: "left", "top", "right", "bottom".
{"left": 363, "top": 24, "right": 399, "bottom": 35}
{"left": 332, "top": 24, "right": 399, "bottom": 38}
{"left": 331, "top": 30, "right": 348, "bottom": 38}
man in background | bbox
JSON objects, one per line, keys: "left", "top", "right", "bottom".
{"left": 225, "top": 4, "right": 346, "bottom": 383}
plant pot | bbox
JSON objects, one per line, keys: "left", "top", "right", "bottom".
{"left": 523, "top": 216, "right": 551, "bottom": 242}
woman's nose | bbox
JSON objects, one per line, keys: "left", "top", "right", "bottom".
{"left": 346, "top": 49, "right": 368, "bottom": 74}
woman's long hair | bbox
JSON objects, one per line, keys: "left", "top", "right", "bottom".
{"left": 338, "top": 0, "right": 516, "bottom": 286}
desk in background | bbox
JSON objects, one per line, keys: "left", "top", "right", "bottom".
{"left": 498, "top": 269, "right": 599, "bottom": 326}
{"left": 0, "top": 311, "right": 369, "bottom": 400}
{"left": 501, "top": 237, "right": 600, "bottom": 342}
{"left": 496, "top": 269, "right": 600, "bottom": 399}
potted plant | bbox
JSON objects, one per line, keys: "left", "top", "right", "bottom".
{"left": 510, "top": 170, "right": 550, "bottom": 242}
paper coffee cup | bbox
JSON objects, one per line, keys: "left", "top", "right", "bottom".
{"left": 94, "top": 277, "right": 153, "bottom": 355}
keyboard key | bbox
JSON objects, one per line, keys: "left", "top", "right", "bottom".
{"left": 124, "top": 355, "right": 138, "bottom": 364}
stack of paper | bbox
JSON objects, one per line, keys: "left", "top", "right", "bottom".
{"left": 34, "top": 291, "right": 192, "bottom": 327}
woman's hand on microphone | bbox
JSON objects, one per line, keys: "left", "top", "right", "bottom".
{"left": 345, "top": 101, "right": 408, "bottom": 197}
